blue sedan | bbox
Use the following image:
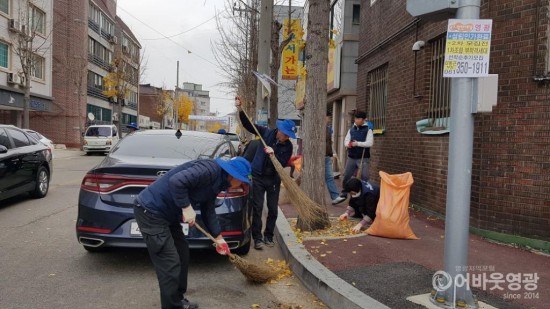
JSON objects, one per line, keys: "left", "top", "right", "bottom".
{"left": 76, "top": 130, "right": 252, "bottom": 255}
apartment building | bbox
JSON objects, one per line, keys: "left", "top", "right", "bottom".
{"left": 356, "top": 1, "right": 549, "bottom": 242}
{"left": 0, "top": 0, "right": 54, "bottom": 128}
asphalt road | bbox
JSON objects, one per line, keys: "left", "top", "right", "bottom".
{"left": 0, "top": 149, "right": 322, "bottom": 309}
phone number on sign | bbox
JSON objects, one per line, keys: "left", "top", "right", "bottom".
{"left": 444, "top": 61, "right": 489, "bottom": 75}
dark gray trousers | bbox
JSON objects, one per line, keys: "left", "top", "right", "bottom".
{"left": 134, "top": 204, "right": 188, "bottom": 309}
{"left": 251, "top": 174, "right": 281, "bottom": 242}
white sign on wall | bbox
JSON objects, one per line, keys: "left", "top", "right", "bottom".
{"left": 443, "top": 19, "right": 493, "bottom": 78}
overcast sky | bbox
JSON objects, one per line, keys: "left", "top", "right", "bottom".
{"left": 117, "top": 0, "right": 305, "bottom": 116}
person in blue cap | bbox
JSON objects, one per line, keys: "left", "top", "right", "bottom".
{"left": 235, "top": 96, "right": 294, "bottom": 250}
{"left": 134, "top": 157, "right": 251, "bottom": 309}
{"left": 126, "top": 122, "right": 139, "bottom": 134}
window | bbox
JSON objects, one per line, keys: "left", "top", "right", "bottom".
{"left": 367, "top": 64, "right": 388, "bottom": 133}
{"left": 0, "top": 42, "right": 8, "bottom": 68}
{"left": 29, "top": 5, "right": 45, "bottom": 34}
{"left": 0, "top": 0, "right": 8, "bottom": 15}
{"left": 330, "top": 0, "right": 342, "bottom": 40}
{"left": 6, "top": 128, "right": 30, "bottom": 148}
{"left": 32, "top": 54, "right": 45, "bottom": 79}
{"left": 428, "top": 36, "right": 451, "bottom": 129}
{"left": 0, "top": 128, "right": 10, "bottom": 149}
{"left": 352, "top": 4, "right": 360, "bottom": 25}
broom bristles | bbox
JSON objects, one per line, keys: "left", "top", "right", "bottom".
{"left": 230, "top": 254, "right": 278, "bottom": 283}
{"left": 269, "top": 156, "right": 330, "bottom": 230}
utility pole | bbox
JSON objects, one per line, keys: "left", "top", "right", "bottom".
{"left": 407, "top": 1, "right": 483, "bottom": 308}
{"left": 176, "top": 61, "right": 180, "bottom": 129}
{"left": 256, "top": 0, "right": 273, "bottom": 126}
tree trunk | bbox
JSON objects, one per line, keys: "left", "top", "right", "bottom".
{"left": 269, "top": 20, "right": 281, "bottom": 128}
{"left": 297, "top": 0, "right": 331, "bottom": 231}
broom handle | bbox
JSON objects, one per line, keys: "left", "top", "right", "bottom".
{"left": 193, "top": 222, "right": 235, "bottom": 258}
{"left": 357, "top": 147, "right": 365, "bottom": 178}
{"left": 238, "top": 104, "right": 269, "bottom": 149}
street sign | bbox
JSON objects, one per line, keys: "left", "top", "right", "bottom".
{"left": 443, "top": 19, "right": 492, "bottom": 78}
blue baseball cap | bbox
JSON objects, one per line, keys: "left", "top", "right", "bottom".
{"left": 126, "top": 122, "right": 139, "bottom": 130}
{"left": 215, "top": 157, "right": 251, "bottom": 184}
{"left": 217, "top": 128, "right": 227, "bottom": 134}
{"left": 276, "top": 119, "right": 296, "bottom": 139}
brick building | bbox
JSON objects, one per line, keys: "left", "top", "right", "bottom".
{"left": 6, "top": 0, "right": 143, "bottom": 148}
{"left": 356, "top": 0, "right": 549, "bottom": 242}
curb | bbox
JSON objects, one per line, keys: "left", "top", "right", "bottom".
{"left": 275, "top": 208, "right": 390, "bottom": 309}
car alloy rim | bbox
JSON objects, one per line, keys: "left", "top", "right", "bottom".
{"left": 39, "top": 170, "right": 48, "bottom": 193}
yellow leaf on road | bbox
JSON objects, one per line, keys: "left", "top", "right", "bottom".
{"left": 251, "top": 304, "right": 260, "bottom": 308}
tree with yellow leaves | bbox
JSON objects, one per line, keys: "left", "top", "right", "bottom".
{"left": 176, "top": 94, "right": 194, "bottom": 125}
{"left": 156, "top": 89, "right": 174, "bottom": 129}
{"left": 207, "top": 122, "right": 223, "bottom": 133}
{"left": 103, "top": 56, "right": 133, "bottom": 133}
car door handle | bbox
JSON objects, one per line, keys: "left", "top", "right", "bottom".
{"left": 11, "top": 158, "right": 19, "bottom": 163}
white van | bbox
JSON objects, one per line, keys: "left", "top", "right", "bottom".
{"left": 83, "top": 125, "right": 119, "bottom": 155}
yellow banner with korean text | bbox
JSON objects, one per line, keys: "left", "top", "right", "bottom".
{"left": 282, "top": 18, "right": 301, "bottom": 80}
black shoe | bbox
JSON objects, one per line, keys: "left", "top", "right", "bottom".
{"left": 182, "top": 298, "right": 198, "bottom": 309}
{"left": 331, "top": 196, "right": 346, "bottom": 205}
{"left": 264, "top": 238, "right": 275, "bottom": 247}
{"left": 254, "top": 240, "right": 264, "bottom": 250}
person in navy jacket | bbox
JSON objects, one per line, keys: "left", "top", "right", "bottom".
{"left": 339, "top": 178, "right": 380, "bottom": 233}
{"left": 134, "top": 157, "right": 251, "bottom": 309}
{"left": 235, "top": 96, "right": 294, "bottom": 250}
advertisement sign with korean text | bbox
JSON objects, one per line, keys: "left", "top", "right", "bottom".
{"left": 443, "top": 19, "right": 492, "bottom": 78}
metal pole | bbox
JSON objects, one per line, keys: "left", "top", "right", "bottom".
{"left": 256, "top": 0, "right": 272, "bottom": 125}
{"left": 176, "top": 61, "right": 180, "bottom": 129}
{"left": 435, "top": 1, "right": 480, "bottom": 308}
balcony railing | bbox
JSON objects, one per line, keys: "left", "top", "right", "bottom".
{"left": 87, "top": 85, "right": 108, "bottom": 101}
{"left": 88, "top": 19, "right": 100, "bottom": 34}
{"left": 88, "top": 54, "right": 111, "bottom": 71}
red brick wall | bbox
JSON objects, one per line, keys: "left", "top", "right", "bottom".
{"left": 357, "top": 0, "right": 550, "bottom": 240}
{"left": 31, "top": 0, "right": 88, "bottom": 148}
{"left": 139, "top": 85, "right": 163, "bottom": 125}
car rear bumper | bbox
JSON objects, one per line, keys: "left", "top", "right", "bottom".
{"left": 76, "top": 191, "right": 251, "bottom": 250}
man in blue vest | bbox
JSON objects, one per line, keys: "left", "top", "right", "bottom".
{"left": 339, "top": 111, "right": 374, "bottom": 199}
{"left": 134, "top": 157, "right": 251, "bottom": 309}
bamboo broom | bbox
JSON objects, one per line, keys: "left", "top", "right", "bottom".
{"left": 194, "top": 223, "right": 278, "bottom": 283}
{"left": 237, "top": 98, "right": 329, "bottom": 230}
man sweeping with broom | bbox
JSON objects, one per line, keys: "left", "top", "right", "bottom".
{"left": 235, "top": 97, "right": 295, "bottom": 250}
{"left": 134, "top": 157, "right": 251, "bottom": 309}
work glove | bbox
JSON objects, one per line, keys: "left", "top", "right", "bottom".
{"left": 264, "top": 146, "right": 274, "bottom": 155}
{"left": 214, "top": 236, "right": 230, "bottom": 255}
{"left": 338, "top": 206, "right": 355, "bottom": 221}
{"left": 347, "top": 141, "right": 354, "bottom": 148}
{"left": 182, "top": 206, "right": 196, "bottom": 226}
{"left": 351, "top": 216, "right": 373, "bottom": 233}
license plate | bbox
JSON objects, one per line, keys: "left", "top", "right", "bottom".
{"left": 130, "top": 221, "right": 189, "bottom": 236}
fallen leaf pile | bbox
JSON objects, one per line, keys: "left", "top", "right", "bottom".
{"left": 289, "top": 218, "right": 361, "bottom": 242}
{"left": 265, "top": 258, "right": 293, "bottom": 283}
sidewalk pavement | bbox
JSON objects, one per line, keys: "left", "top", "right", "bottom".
{"left": 274, "top": 178, "right": 549, "bottom": 309}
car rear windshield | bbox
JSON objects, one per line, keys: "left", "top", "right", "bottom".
{"left": 112, "top": 134, "right": 230, "bottom": 160}
{"left": 86, "top": 127, "right": 111, "bottom": 137}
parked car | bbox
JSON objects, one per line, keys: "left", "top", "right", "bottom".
{"left": 0, "top": 125, "right": 52, "bottom": 202}
{"left": 24, "top": 129, "right": 55, "bottom": 158}
{"left": 223, "top": 132, "right": 244, "bottom": 155}
{"left": 76, "top": 130, "right": 251, "bottom": 254}
{"left": 82, "top": 124, "right": 119, "bottom": 155}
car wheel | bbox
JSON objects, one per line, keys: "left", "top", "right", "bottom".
{"left": 31, "top": 166, "right": 49, "bottom": 198}
{"left": 83, "top": 245, "right": 105, "bottom": 253}
{"left": 233, "top": 241, "right": 251, "bottom": 255}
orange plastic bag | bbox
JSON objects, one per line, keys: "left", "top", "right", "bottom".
{"left": 367, "top": 171, "right": 418, "bottom": 240}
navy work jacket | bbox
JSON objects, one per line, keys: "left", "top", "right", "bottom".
{"left": 137, "top": 159, "right": 228, "bottom": 237}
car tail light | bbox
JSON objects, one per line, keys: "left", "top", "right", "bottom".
{"left": 221, "top": 231, "right": 243, "bottom": 236}
{"left": 81, "top": 174, "right": 153, "bottom": 193}
{"left": 77, "top": 226, "right": 112, "bottom": 234}
{"left": 217, "top": 183, "right": 249, "bottom": 198}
